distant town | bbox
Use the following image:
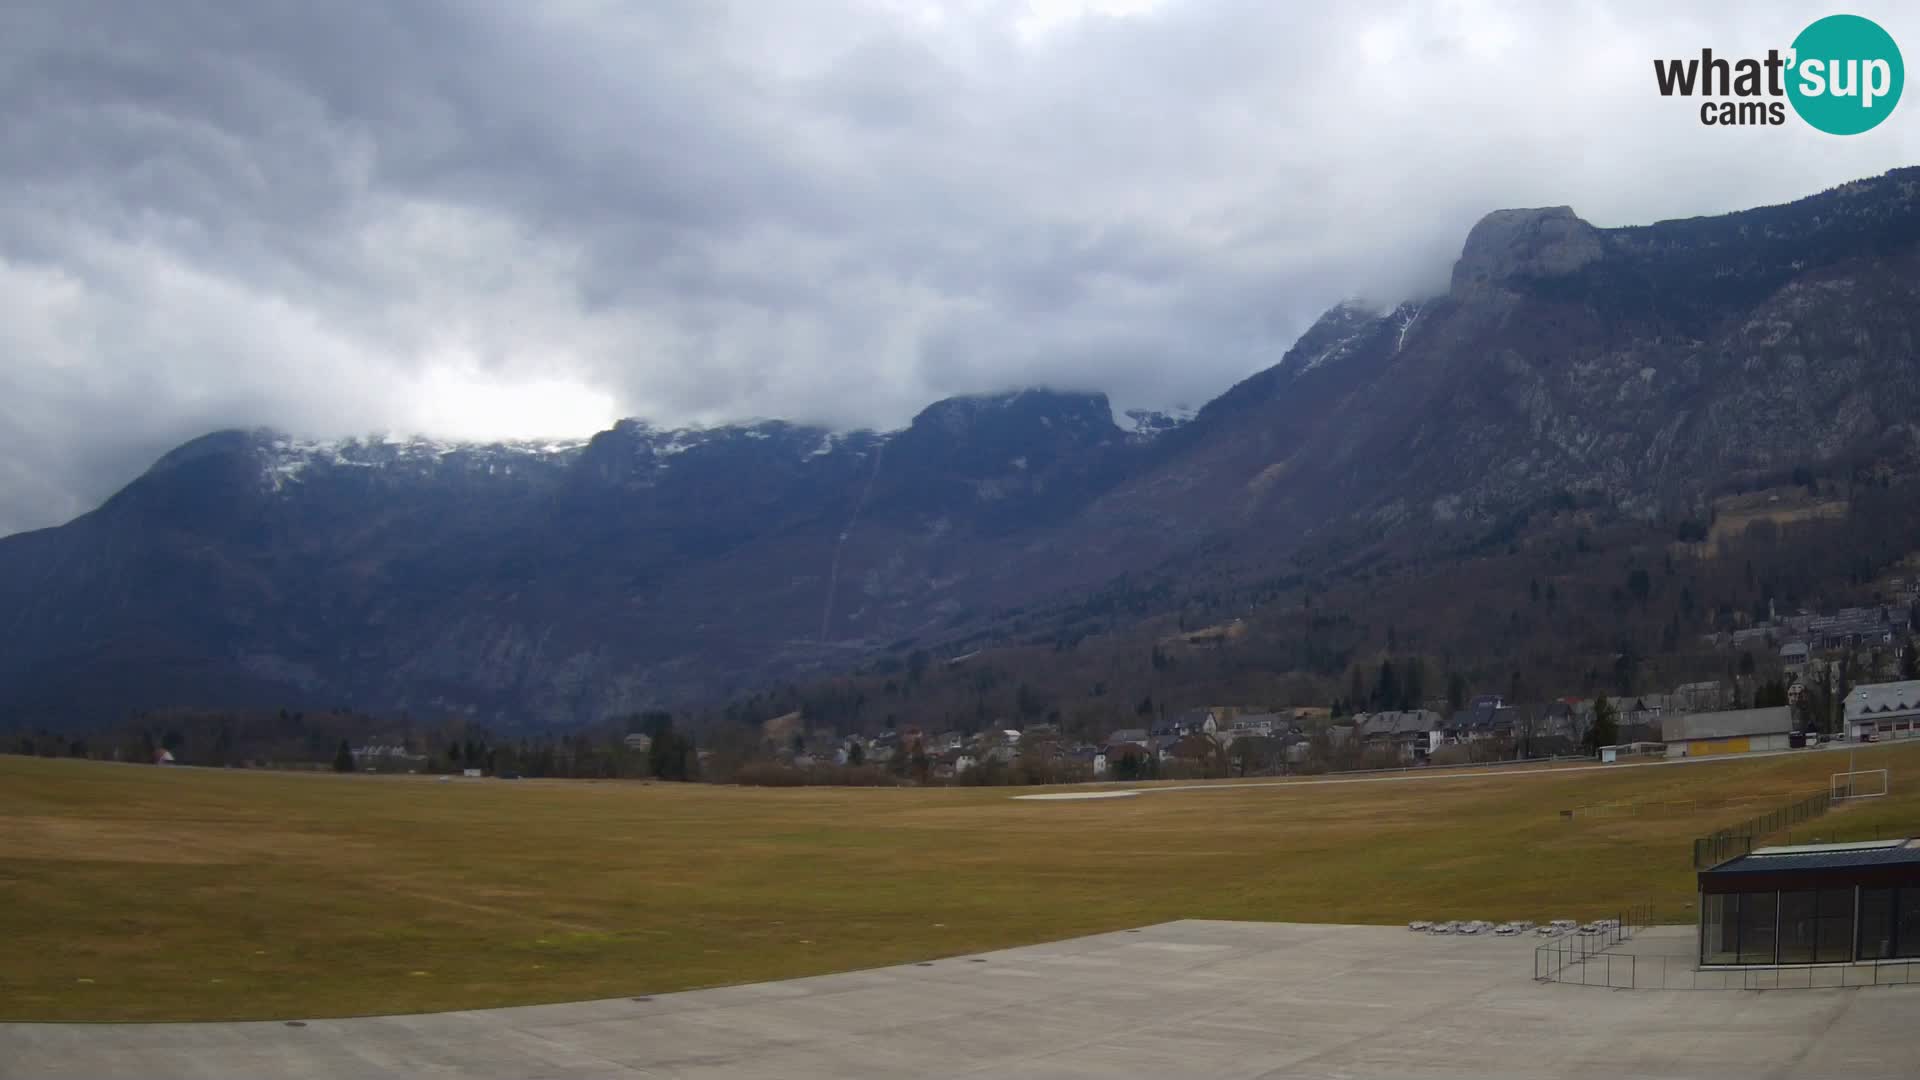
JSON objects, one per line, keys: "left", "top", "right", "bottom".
{"left": 17, "top": 592, "right": 1915, "bottom": 789}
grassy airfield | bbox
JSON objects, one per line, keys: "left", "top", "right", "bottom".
{"left": 4, "top": 744, "right": 1919, "bottom": 1021}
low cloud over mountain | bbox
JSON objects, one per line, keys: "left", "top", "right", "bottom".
{"left": 4, "top": 1, "right": 1919, "bottom": 535}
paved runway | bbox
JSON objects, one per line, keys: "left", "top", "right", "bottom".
{"left": 4, "top": 921, "right": 1916, "bottom": 1078}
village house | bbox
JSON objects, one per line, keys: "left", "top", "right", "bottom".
{"left": 1844, "top": 679, "right": 1920, "bottom": 742}
{"left": 1069, "top": 745, "right": 1105, "bottom": 776}
{"left": 1673, "top": 681, "right": 1726, "bottom": 713}
{"left": 1356, "top": 709, "right": 1440, "bottom": 761}
{"left": 1326, "top": 723, "right": 1356, "bottom": 754}
{"left": 1164, "top": 732, "right": 1221, "bottom": 769}
{"left": 1447, "top": 700, "right": 1512, "bottom": 744}
{"left": 1102, "top": 728, "right": 1152, "bottom": 773}
{"left": 1153, "top": 708, "right": 1218, "bottom": 738}
{"left": 352, "top": 743, "right": 426, "bottom": 764}
{"left": 1230, "top": 712, "right": 1282, "bottom": 736}
{"left": 1810, "top": 606, "right": 1899, "bottom": 651}
{"left": 1529, "top": 702, "right": 1586, "bottom": 756}
{"left": 1611, "top": 697, "right": 1664, "bottom": 743}
{"left": 1779, "top": 640, "right": 1811, "bottom": 672}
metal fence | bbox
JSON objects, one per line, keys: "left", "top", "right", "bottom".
{"left": 1528, "top": 922, "right": 1635, "bottom": 980}
{"left": 1537, "top": 939, "right": 1920, "bottom": 990}
{"left": 1532, "top": 906, "right": 1648, "bottom": 984}
{"left": 1558, "top": 955, "right": 1920, "bottom": 990}
{"left": 1691, "top": 790, "right": 1832, "bottom": 869}
{"left": 1533, "top": 902, "right": 1920, "bottom": 990}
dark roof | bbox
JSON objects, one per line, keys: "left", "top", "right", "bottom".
{"left": 1356, "top": 710, "right": 1430, "bottom": 737}
{"left": 1701, "top": 839, "right": 1920, "bottom": 878}
{"left": 1462, "top": 703, "right": 1509, "bottom": 731}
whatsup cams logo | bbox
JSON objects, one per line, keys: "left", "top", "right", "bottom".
{"left": 1654, "top": 14, "right": 1903, "bottom": 134}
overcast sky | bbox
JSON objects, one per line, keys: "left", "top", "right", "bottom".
{"left": 2, "top": 0, "right": 1918, "bottom": 535}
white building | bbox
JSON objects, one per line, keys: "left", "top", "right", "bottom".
{"left": 1845, "top": 680, "right": 1920, "bottom": 742}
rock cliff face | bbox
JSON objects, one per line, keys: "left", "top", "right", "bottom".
{"left": 6, "top": 170, "right": 1920, "bottom": 726}
{"left": 1108, "top": 169, "right": 1920, "bottom": 538}
{"left": 1449, "top": 206, "right": 1603, "bottom": 297}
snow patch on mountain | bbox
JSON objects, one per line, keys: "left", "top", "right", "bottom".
{"left": 1116, "top": 405, "right": 1195, "bottom": 438}
{"left": 255, "top": 430, "right": 592, "bottom": 490}
{"left": 1298, "top": 300, "right": 1381, "bottom": 373}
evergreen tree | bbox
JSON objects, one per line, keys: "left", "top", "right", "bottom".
{"left": 1401, "top": 659, "right": 1426, "bottom": 711}
{"left": 1586, "top": 696, "right": 1619, "bottom": 754}
{"left": 332, "top": 738, "right": 355, "bottom": 773}
{"left": 1372, "top": 659, "right": 1399, "bottom": 712}
{"left": 649, "top": 723, "right": 695, "bottom": 781}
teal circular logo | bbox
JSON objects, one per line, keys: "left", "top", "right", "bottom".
{"left": 1788, "top": 15, "right": 1903, "bottom": 135}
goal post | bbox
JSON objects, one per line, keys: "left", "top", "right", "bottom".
{"left": 1831, "top": 769, "right": 1890, "bottom": 801}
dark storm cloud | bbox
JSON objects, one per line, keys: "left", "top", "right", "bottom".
{"left": 2, "top": 0, "right": 1918, "bottom": 534}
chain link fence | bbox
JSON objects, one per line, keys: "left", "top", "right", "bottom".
{"left": 1692, "top": 790, "right": 1833, "bottom": 869}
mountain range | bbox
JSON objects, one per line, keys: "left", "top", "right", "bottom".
{"left": 6, "top": 168, "right": 1920, "bottom": 728}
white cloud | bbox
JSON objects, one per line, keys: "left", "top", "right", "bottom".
{"left": 2, "top": 0, "right": 1918, "bottom": 534}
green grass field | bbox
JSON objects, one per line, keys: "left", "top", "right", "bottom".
{"left": 5, "top": 745, "right": 1920, "bottom": 1021}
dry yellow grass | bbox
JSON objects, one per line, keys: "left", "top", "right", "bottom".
{"left": 4, "top": 744, "right": 1920, "bottom": 1021}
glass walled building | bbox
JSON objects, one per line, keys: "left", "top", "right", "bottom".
{"left": 1699, "top": 839, "right": 1920, "bottom": 966}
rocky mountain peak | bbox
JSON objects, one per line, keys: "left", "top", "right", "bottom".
{"left": 1449, "top": 205, "right": 1602, "bottom": 298}
{"left": 902, "top": 389, "right": 1118, "bottom": 451}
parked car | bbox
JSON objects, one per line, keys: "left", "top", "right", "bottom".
{"left": 1408, "top": 920, "right": 1433, "bottom": 932}
{"left": 1493, "top": 923, "right": 1518, "bottom": 936}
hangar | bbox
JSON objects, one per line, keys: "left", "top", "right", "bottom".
{"left": 1698, "top": 838, "right": 1920, "bottom": 966}
{"left": 1662, "top": 705, "right": 1793, "bottom": 758}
